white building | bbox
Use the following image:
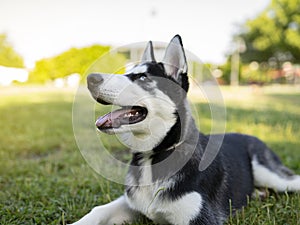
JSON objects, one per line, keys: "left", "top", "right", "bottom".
{"left": 0, "top": 66, "right": 29, "bottom": 86}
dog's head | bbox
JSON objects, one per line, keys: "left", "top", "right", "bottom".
{"left": 87, "top": 35, "right": 190, "bottom": 152}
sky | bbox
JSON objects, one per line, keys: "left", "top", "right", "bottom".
{"left": 0, "top": 0, "right": 270, "bottom": 68}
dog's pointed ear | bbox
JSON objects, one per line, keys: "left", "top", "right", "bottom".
{"left": 141, "top": 41, "right": 156, "bottom": 62}
{"left": 162, "top": 35, "right": 188, "bottom": 80}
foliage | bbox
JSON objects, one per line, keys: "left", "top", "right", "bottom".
{"left": 0, "top": 86, "right": 299, "bottom": 224}
{"left": 189, "top": 61, "right": 216, "bottom": 83}
{"left": 240, "top": 62, "right": 272, "bottom": 84}
{"left": 218, "top": 58, "right": 232, "bottom": 84}
{"left": 28, "top": 45, "right": 127, "bottom": 83}
{"left": 0, "top": 34, "right": 24, "bottom": 68}
{"left": 239, "top": 0, "right": 300, "bottom": 66}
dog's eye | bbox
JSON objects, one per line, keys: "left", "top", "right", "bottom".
{"left": 139, "top": 75, "right": 147, "bottom": 81}
{"left": 126, "top": 73, "right": 149, "bottom": 82}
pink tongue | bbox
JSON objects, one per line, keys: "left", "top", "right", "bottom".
{"left": 96, "top": 108, "right": 129, "bottom": 129}
{"left": 95, "top": 113, "right": 113, "bottom": 129}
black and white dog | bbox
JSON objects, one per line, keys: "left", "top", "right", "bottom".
{"left": 71, "top": 35, "right": 300, "bottom": 225}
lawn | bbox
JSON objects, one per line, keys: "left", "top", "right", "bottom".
{"left": 0, "top": 85, "right": 299, "bottom": 225}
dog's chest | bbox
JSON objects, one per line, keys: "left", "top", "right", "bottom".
{"left": 125, "top": 161, "right": 174, "bottom": 223}
{"left": 125, "top": 157, "right": 204, "bottom": 225}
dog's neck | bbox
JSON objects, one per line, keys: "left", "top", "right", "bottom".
{"left": 152, "top": 99, "right": 193, "bottom": 148}
{"left": 129, "top": 103, "right": 200, "bottom": 175}
{"left": 128, "top": 120, "right": 200, "bottom": 184}
{"left": 127, "top": 98, "right": 200, "bottom": 184}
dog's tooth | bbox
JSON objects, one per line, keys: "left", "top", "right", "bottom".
{"left": 122, "top": 110, "right": 141, "bottom": 120}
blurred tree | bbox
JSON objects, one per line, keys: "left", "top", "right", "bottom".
{"left": 0, "top": 34, "right": 24, "bottom": 68}
{"left": 219, "top": 58, "right": 232, "bottom": 84}
{"left": 28, "top": 45, "right": 127, "bottom": 83}
{"left": 239, "top": 0, "right": 300, "bottom": 67}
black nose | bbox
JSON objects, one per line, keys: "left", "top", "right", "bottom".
{"left": 87, "top": 73, "right": 104, "bottom": 86}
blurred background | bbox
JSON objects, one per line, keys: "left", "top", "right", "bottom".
{"left": 1, "top": 1, "right": 300, "bottom": 224}
{"left": 1, "top": 0, "right": 299, "bottom": 86}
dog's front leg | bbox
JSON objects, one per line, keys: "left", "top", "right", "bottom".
{"left": 70, "top": 196, "right": 138, "bottom": 225}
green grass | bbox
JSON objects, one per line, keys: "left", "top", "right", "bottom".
{"left": 0, "top": 85, "right": 299, "bottom": 225}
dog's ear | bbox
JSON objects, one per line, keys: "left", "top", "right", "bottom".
{"left": 141, "top": 41, "right": 156, "bottom": 62}
{"left": 162, "top": 35, "right": 188, "bottom": 80}
{"left": 162, "top": 35, "right": 188, "bottom": 92}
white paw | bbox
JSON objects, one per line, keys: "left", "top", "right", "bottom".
{"left": 69, "top": 197, "right": 137, "bottom": 225}
{"left": 69, "top": 206, "right": 109, "bottom": 225}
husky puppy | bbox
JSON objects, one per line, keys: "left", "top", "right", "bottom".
{"left": 71, "top": 35, "right": 300, "bottom": 225}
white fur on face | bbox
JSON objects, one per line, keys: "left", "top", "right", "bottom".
{"left": 93, "top": 73, "right": 177, "bottom": 152}
{"left": 126, "top": 64, "right": 148, "bottom": 74}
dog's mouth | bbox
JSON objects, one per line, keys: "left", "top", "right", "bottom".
{"left": 96, "top": 106, "right": 148, "bottom": 131}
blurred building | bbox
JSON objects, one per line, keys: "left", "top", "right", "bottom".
{"left": 0, "top": 66, "right": 29, "bottom": 86}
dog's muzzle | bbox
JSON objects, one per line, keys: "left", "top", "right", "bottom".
{"left": 87, "top": 73, "right": 111, "bottom": 105}
{"left": 87, "top": 73, "right": 148, "bottom": 132}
